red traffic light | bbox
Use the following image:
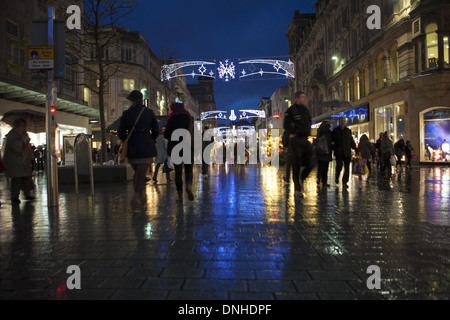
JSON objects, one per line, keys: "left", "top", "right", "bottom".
{"left": 50, "top": 106, "right": 56, "bottom": 114}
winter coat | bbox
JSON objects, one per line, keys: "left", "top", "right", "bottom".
{"left": 164, "top": 114, "right": 194, "bottom": 157}
{"left": 316, "top": 125, "right": 332, "bottom": 162}
{"left": 331, "top": 126, "right": 357, "bottom": 158}
{"left": 381, "top": 137, "right": 394, "bottom": 156}
{"left": 283, "top": 104, "right": 312, "bottom": 139}
{"left": 405, "top": 142, "right": 413, "bottom": 158}
{"left": 358, "top": 135, "right": 375, "bottom": 160}
{"left": 155, "top": 135, "right": 168, "bottom": 164}
{"left": 3, "top": 129, "right": 33, "bottom": 178}
{"left": 118, "top": 104, "right": 159, "bottom": 159}
{"left": 394, "top": 140, "right": 406, "bottom": 157}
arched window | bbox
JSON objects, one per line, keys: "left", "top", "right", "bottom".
{"left": 362, "top": 64, "right": 370, "bottom": 97}
{"left": 389, "top": 43, "right": 399, "bottom": 83}
{"left": 376, "top": 53, "right": 384, "bottom": 89}
{"left": 343, "top": 77, "right": 350, "bottom": 101}
{"left": 426, "top": 23, "right": 438, "bottom": 68}
{"left": 352, "top": 71, "right": 360, "bottom": 101}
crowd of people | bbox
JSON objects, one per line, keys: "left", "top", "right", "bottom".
{"left": 0, "top": 90, "right": 423, "bottom": 206}
{"left": 283, "top": 91, "right": 417, "bottom": 198}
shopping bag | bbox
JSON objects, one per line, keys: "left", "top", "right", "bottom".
{"left": 166, "top": 157, "right": 175, "bottom": 171}
{"left": 390, "top": 155, "right": 397, "bottom": 167}
{"left": 352, "top": 157, "right": 366, "bottom": 175}
{"left": 162, "top": 159, "right": 174, "bottom": 173}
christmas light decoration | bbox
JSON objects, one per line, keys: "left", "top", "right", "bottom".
{"left": 201, "top": 111, "right": 229, "bottom": 121}
{"left": 217, "top": 60, "right": 236, "bottom": 82}
{"left": 161, "top": 61, "right": 215, "bottom": 81}
{"left": 239, "top": 59, "right": 295, "bottom": 79}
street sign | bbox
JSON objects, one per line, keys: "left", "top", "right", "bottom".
{"left": 28, "top": 46, "right": 54, "bottom": 70}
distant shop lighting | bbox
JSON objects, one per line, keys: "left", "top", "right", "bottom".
{"left": 332, "top": 56, "right": 338, "bottom": 61}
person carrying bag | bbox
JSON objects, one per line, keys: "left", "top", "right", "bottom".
{"left": 118, "top": 106, "right": 145, "bottom": 164}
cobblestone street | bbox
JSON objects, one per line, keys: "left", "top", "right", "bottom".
{"left": 0, "top": 165, "right": 449, "bottom": 300}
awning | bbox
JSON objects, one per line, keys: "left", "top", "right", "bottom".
{"left": 0, "top": 81, "right": 99, "bottom": 118}
{"left": 313, "top": 103, "right": 370, "bottom": 128}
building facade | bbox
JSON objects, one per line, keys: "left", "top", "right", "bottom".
{"left": 0, "top": 0, "right": 94, "bottom": 153}
{"left": 287, "top": 0, "right": 450, "bottom": 163}
{"left": 187, "top": 76, "right": 216, "bottom": 125}
{"left": 267, "top": 86, "right": 291, "bottom": 129}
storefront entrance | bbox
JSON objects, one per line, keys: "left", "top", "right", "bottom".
{"left": 374, "top": 102, "right": 405, "bottom": 143}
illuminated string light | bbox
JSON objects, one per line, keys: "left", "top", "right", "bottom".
{"left": 217, "top": 60, "right": 236, "bottom": 82}
{"left": 239, "top": 59, "right": 295, "bottom": 79}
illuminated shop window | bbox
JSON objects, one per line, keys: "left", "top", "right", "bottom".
{"left": 444, "top": 36, "right": 449, "bottom": 67}
{"left": 123, "top": 78, "right": 135, "bottom": 91}
{"left": 426, "top": 23, "right": 438, "bottom": 68}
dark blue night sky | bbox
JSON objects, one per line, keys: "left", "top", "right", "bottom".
{"left": 124, "top": 0, "right": 316, "bottom": 113}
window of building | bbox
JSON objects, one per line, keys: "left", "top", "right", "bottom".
{"left": 426, "top": 23, "right": 439, "bottom": 68}
{"left": 6, "top": 20, "right": 19, "bottom": 65}
{"left": 352, "top": 71, "right": 360, "bottom": 101}
{"left": 362, "top": 64, "right": 370, "bottom": 97}
{"left": 122, "top": 46, "right": 136, "bottom": 63}
{"left": 375, "top": 102, "right": 405, "bottom": 143}
{"left": 343, "top": 78, "right": 350, "bottom": 101}
{"left": 444, "top": 36, "right": 449, "bottom": 67}
{"left": 389, "top": 43, "right": 399, "bottom": 83}
{"left": 376, "top": 53, "right": 384, "bottom": 89}
{"left": 420, "top": 108, "right": 450, "bottom": 162}
{"left": 123, "top": 78, "right": 135, "bottom": 91}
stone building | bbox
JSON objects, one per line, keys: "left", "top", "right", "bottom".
{"left": 0, "top": 0, "right": 93, "bottom": 151}
{"left": 287, "top": 0, "right": 450, "bottom": 163}
{"left": 267, "top": 86, "right": 291, "bottom": 130}
{"left": 187, "top": 76, "right": 216, "bottom": 124}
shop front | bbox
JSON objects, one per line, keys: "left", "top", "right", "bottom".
{"left": 374, "top": 102, "right": 405, "bottom": 143}
{"left": 312, "top": 103, "right": 370, "bottom": 142}
{"left": 420, "top": 107, "right": 450, "bottom": 163}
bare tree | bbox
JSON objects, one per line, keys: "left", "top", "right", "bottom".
{"left": 64, "top": 0, "right": 140, "bottom": 163}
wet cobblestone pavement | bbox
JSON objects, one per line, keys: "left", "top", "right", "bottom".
{"left": 0, "top": 165, "right": 449, "bottom": 300}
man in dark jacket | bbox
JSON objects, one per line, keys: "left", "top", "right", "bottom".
{"left": 331, "top": 117, "right": 357, "bottom": 189}
{"left": 283, "top": 91, "right": 313, "bottom": 198}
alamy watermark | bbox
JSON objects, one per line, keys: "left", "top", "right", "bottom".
{"left": 169, "top": 122, "right": 280, "bottom": 170}
{"left": 366, "top": 265, "right": 381, "bottom": 290}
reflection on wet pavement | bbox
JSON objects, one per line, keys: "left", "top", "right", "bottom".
{"left": 0, "top": 165, "right": 449, "bottom": 300}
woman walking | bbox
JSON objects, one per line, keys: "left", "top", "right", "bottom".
{"left": 358, "top": 134, "right": 375, "bottom": 174}
{"left": 380, "top": 132, "right": 394, "bottom": 175}
{"left": 164, "top": 103, "right": 195, "bottom": 202}
{"left": 315, "top": 121, "right": 332, "bottom": 187}
{"left": 394, "top": 139, "right": 406, "bottom": 168}
{"left": 118, "top": 90, "right": 159, "bottom": 207}
{"left": 405, "top": 140, "right": 414, "bottom": 169}
{"left": 3, "top": 118, "right": 35, "bottom": 205}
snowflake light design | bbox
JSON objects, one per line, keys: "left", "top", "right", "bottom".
{"left": 217, "top": 60, "right": 236, "bottom": 82}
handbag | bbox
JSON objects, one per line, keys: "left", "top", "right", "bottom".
{"left": 315, "top": 136, "right": 329, "bottom": 155}
{"left": 118, "top": 107, "right": 145, "bottom": 164}
{"left": 390, "top": 155, "right": 397, "bottom": 167}
{"left": 162, "top": 159, "right": 174, "bottom": 173}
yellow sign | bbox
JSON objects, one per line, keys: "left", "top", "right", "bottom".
{"left": 28, "top": 46, "right": 54, "bottom": 60}
{"left": 28, "top": 46, "right": 54, "bottom": 70}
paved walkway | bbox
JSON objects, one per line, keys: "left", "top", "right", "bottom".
{"left": 0, "top": 164, "right": 449, "bottom": 300}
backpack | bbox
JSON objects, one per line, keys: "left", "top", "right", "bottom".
{"left": 315, "top": 135, "right": 329, "bottom": 155}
